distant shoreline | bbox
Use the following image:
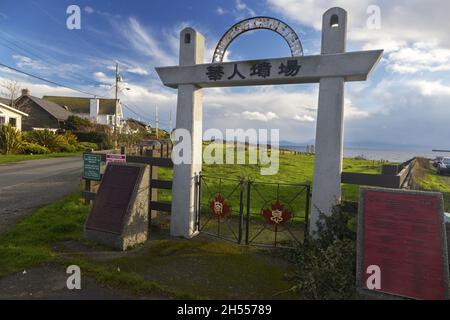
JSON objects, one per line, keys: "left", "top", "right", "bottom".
{"left": 281, "top": 145, "right": 439, "bottom": 163}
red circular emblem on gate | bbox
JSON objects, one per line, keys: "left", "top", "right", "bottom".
{"left": 209, "top": 194, "right": 231, "bottom": 220}
{"left": 262, "top": 201, "right": 292, "bottom": 225}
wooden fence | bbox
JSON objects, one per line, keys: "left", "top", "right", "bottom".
{"left": 341, "top": 158, "right": 417, "bottom": 189}
{"left": 82, "top": 142, "right": 174, "bottom": 220}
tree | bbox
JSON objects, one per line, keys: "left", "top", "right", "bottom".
{"left": 0, "top": 80, "right": 20, "bottom": 107}
{"left": 63, "top": 115, "right": 94, "bottom": 131}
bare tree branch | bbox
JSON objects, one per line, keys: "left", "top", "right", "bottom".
{"left": 0, "top": 80, "right": 21, "bottom": 107}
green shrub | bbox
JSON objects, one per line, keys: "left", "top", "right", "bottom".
{"left": 20, "top": 142, "right": 50, "bottom": 154}
{"left": 73, "top": 131, "right": 113, "bottom": 150}
{"left": 63, "top": 115, "right": 94, "bottom": 131}
{"left": 57, "top": 143, "right": 77, "bottom": 153}
{"left": 0, "top": 124, "right": 22, "bottom": 155}
{"left": 315, "top": 204, "right": 357, "bottom": 248}
{"left": 76, "top": 142, "right": 98, "bottom": 151}
{"left": 25, "top": 129, "right": 69, "bottom": 152}
{"left": 291, "top": 205, "right": 357, "bottom": 300}
{"left": 60, "top": 132, "right": 78, "bottom": 145}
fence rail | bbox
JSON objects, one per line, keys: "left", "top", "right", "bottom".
{"left": 82, "top": 142, "right": 174, "bottom": 224}
{"left": 341, "top": 157, "right": 417, "bottom": 189}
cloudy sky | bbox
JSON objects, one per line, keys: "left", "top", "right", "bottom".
{"left": 0, "top": 0, "right": 449, "bottom": 149}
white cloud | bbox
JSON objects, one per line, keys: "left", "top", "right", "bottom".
{"left": 294, "top": 114, "right": 315, "bottom": 122}
{"left": 267, "top": 0, "right": 450, "bottom": 75}
{"left": 410, "top": 80, "right": 450, "bottom": 97}
{"left": 216, "top": 0, "right": 257, "bottom": 20}
{"left": 121, "top": 17, "right": 176, "bottom": 66}
{"left": 242, "top": 111, "right": 279, "bottom": 121}
{"left": 344, "top": 98, "right": 370, "bottom": 119}
{"left": 84, "top": 6, "right": 94, "bottom": 14}
{"left": 93, "top": 72, "right": 113, "bottom": 84}
{"left": 125, "top": 66, "right": 149, "bottom": 76}
{"left": 13, "top": 55, "right": 47, "bottom": 71}
{"left": 386, "top": 43, "right": 450, "bottom": 74}
{"left": 216, "top": 7, "right": 227, "bottom": 15}
{"left": 235, "top": 0, "right": 256, "bottom": 16}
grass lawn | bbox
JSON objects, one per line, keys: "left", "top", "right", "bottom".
{"left": 0, "top": 152, "right": 82, "bottom": 164}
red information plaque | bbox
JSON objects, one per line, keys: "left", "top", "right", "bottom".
{"left": 357, "top": 187, "right": 449, "bottom": 300}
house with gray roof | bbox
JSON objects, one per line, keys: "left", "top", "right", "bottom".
{"left": 14, "top": 89, "right": 73, "bottom": 131}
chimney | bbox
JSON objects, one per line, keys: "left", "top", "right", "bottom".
{"left": 90, "top": 98, "right": 99, "bottom": 122}
{"left": 21, "top": 88, "right": 30, "bottom": 96}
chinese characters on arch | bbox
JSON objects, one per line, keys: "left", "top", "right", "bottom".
{"left": 206, "top": 59, "right": 301, "bottom": 81}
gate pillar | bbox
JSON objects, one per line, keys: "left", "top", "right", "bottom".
{"left": 170, "top": 28, "right": 205, "bottom": 238}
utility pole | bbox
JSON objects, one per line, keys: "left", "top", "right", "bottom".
{"left": 114, "top": 62, "right": 120, "bottom": 135}
{"left": 155, "top": 105, "right": 159, "bottom": 139}
{"left": 169, "top": 110, "right": 173, "bottom": 137}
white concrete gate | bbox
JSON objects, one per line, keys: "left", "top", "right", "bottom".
{"left": 156, "top": 7, "right": 383, "bottom": 238}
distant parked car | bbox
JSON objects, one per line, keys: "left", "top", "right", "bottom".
{"left": 433, "top": 156, "right": 444, "bottom": 168}
{"left": 437, "top": 158, "right": 450, "bottom": 175}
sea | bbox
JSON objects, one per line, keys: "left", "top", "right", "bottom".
{"left": 282, "top": 146, "right": 442, "bottom": 163}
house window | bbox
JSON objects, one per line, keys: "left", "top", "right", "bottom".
{"left": 107, "top": 115, "right": 116, "bottom": 126}
{"left": 9, "top": 118, "right": 17, "bottom": 128}
{"left": 0, "top": 116, "right": 5, "bottom": 125}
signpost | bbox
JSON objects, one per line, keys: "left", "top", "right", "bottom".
{"left": 357, "top": 187, "right": 449, "bottom": 300}
{"left": 106, "top": 153, "right": 127, "bottom": 165}
{"left": 83, "top": 153, "right": 101, "bottom": 181}
{"left": 156, "top": 8, "right": 383, "bottom": 238}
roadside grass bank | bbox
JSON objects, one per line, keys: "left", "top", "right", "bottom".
{"left": 0, "top": 193, "right": 298, "bottom": 299}
{"left": 412, "top": 157, "right": 450, "bottom": 211}
{"left": 0, "top": 152, "right": 82, "bottom": 164}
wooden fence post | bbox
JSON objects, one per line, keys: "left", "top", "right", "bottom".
{"left": 83, "top": 149, "right": 93, "bottom": 206}
{"left": 150, "top": 147, "right": 159, "bottom": 218}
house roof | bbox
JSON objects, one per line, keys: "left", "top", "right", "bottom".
{"left": 0, "top": 102, "right": 29, "bottom": 117}
{"left": 126, "top": 118, "right": 149, "bottom": 128}
{"left": 0, "top": 97, "right": 11, "bottom": 106}
{"left": 43, "top": 96, "right": 117, "bottom": 115}
{"left": 20, "top": 95, "right": 72, "bottom": 121}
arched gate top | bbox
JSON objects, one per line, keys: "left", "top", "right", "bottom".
{"left": 212, "top": 16, "right": 304, "bottom": 63}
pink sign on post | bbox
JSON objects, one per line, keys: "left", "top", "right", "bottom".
{"left": 106, "top": 154, "right": 127, "bottom": 165}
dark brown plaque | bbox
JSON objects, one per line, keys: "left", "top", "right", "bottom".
{"left": 85, "top": 164, "right": 143, "bottom": 235}
{"left": 357, "top": 187, "right": 449, "bottom": 300}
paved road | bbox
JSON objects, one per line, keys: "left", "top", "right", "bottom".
{"left": 0, "top": 156, "right": 83, "bottom": 234}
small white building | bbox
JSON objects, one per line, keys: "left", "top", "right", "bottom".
{"left": 0, "top": 102, "right": 28, "bottom": 131}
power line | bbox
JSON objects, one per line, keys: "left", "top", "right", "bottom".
{"left": 122, "top": 102, "right": 151, "bottom": 123}
{"left": 0, "top": 31, "right": 108, "bottom": 88}
{"left": 0, "top": 61, "right": 102, "bottom": 97}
